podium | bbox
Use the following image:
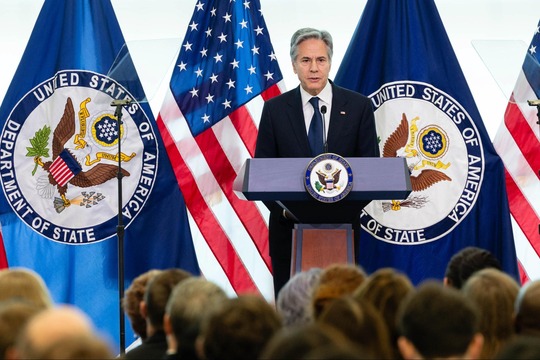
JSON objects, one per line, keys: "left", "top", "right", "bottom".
{"left": 233, "top": 157, "right": 411, "bottom": 275}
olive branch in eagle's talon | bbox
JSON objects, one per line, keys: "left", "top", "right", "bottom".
{"left": 26, "top": 125, "right": 51, "bottom": 176}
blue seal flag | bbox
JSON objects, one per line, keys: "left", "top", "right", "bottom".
{"left": 0, "top": 0, "right": 199, "bottom": 351}
{"left": 334, "top": 0, "right": 518, "bottom": 284}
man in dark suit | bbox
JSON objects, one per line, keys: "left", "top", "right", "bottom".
{"left": 124, "top": 269, "right": 192, "bottom": 360}
{"left": 255, "top": 28, "right": 380, "bottom": 297}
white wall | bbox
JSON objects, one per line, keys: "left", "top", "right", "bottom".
{"left": 0, "top": 0, "right": 539, "bottom": 139}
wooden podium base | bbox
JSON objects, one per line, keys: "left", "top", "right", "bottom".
{"left": 291, "top": 224, "right": 355, "bottom": 276}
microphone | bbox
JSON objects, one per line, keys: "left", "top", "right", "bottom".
{"left": 111, "top": 99, "right": 132, "bottom": 106}
{"left": 320, "top": 105, "right": 328, "bottom": 153}
{"left": 528, "top": 99, "right": 540, "bottom": 106}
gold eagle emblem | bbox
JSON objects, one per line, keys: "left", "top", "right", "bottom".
{"left": 34, "top": 97, "right": 129, "bottom": 211}
{"left": 383, "top": 113, "right": 450, "bottom": 192}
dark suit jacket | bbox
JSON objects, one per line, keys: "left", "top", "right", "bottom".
{"left": 124, "top": 331, "right": 168, "bottom": 360}
{"left": 255, "top": 82, "right": 379, "bottom": 286}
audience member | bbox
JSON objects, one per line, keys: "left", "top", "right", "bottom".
{"left": 354, "top": 267, "right": 414, "bottom": 359}
{"left": 462, "top": 268, "right": 520, "bottom": 358}
{"left": 514, "top": 279, "right": 540, "bottom": 337}
{"left": 276, "top": 268, "right": 321, "bottom": 327}
{"left": 397, "top": 281, "right": 483, "bottom": 359}
{"left": 0, "top": 300, "right": 41, "bottom": 360}
{"left": 311, "top": 263, "right": 366, "bottom": 319}
{"left": 444, "top": 246, "right": 501, "bottom": 289}
{"left": 260, "top": 323, "right": 352, "bottom": 359}
{"left": 124, "top": 268, "right": 192, "bottom": 359}
{"left": 199, "top": 295, "right": 281, "bottom": 360}
{"left": 164, "top": 277, "right": 228, "bottom": 359}
{"left": 494, "top": 335, "right": 540, "bottom": 360}
{"left": 36, "top": 334, "right": 114, "bottom": 359}
{"left": 302, "top": 342, "right": 376, "bottom": 360}
{"left": 14, "top": 305, "right": 100, "bottom": 359}
{"left": 317, "top": 296, "right": 393, "bottom": 359}
{"left": 123, "top": 269, "right": 162, "bottom": 343}
{"left": 0, "top": 267, "right": 53, "bottom": 309}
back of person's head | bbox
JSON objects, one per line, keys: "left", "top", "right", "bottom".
{"left": 36, "top": 334, "right": 114, "bottom": 359}
{"left": 311, "top": 263, "right": 366, "bottom": 319}
{"left": 397, "top": 280, "right": 483, "bottom": 359}
{"left": 276, "top": 268, "right": 321, "bottom": 327}
{"left": 301, "top": 342, "right": 377, "bottom": 360}
{"left": 260, "top": 323, "right": 352, "bottom": 360}
{"left": 462, "top": 268, "right": 519, "bottom": 358}
{"left": 0, "top": 300, "right": 42, "bottom": 359}
{"left": 0, "top": 267, "right": 53, "bottom": 309}
{"left": 515, "top": 279, "right": 540, "bottom": 337}
{"left": 166, "top": 277, "right": 227, "bottom": 358}
{"left": 354, "top": 267, "right": 414, "bottom": 358}
{"left": 317, "top": 296, "right": 393, "bottom": 359}
{"left": 15, "top": 305, "right": 97, "bottom": 359}
{"left": 444, "top": 246, "right": 501, "bottom": 289}
{"left": 201, "top": 295, "right": 282, "bottom": 360}
{"left": 143, "top": 268, "right": 192, "bottom": 329}
{"left": 494, "top": 335, "right": 540, "bottom": 360}
{"left": 123, "top": 269, "right": 162, "bottom": 340}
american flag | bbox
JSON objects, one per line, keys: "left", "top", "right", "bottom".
{"left": 493, "top": 20, "right": 540, "bottom": 283}
{"left": 156, "top": 0, "right": 284, "bottom": 299}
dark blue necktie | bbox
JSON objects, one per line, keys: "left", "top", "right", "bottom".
{"left": 308, "top": 97, "right": 324, "bottom": 156}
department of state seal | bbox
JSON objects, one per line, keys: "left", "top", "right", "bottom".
{"left": 304, "top": 153, "right": 353, "bottom": 203}
{"left": 361, "top": 81, "right": 484, "bottom": 244}
{"left": 0, "top": 70, "right": 158, "bottom": 244}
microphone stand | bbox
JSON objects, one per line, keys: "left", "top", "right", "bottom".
{"left": 321, "top": 105, "right": 328, "bottom": 153}
{"left": 111, "top": 99, "right": 130, "bottom": 355}
{"left": 528, "top": 100, "right": 540, "bottom": 138}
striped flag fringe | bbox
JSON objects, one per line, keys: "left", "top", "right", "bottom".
{"left": 157, "top": 0, "right": 285, "bottom": 299}
{"left": 493, "top": 21, "right": 540, "bottom": 283}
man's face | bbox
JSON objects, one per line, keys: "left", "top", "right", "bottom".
{"left": 292, "top": 38, "right": 331, "bottom": 96}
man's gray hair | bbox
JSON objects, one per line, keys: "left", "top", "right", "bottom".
{"left": 290, "top": 28, "right": 333, "bottom": 62}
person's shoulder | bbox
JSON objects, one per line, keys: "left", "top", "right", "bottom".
{"left": 265, "top": 86, "right": 299, "bottom": 105}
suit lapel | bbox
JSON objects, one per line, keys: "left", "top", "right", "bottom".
{"left": 327, "top": 85, "right": 349, "bottom": 150}
{"left": 286, "top": 87, "right": 311, "bottom": 156}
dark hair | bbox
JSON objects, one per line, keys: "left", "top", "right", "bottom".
{"left": 260, "top": 323, "right": 351, "bottom": 360}
{"left": 202, "top": 295, "right": 281, "bottom": 360}
{"left": 445, "top": 246, "right": 501, "bottom": 289}
{"left": 398, "top": 281, "right": 479, "bottom": 358}
{"left": 144, "top": 268, "right": 192, "bottom": 328}
{"left": 354, "top": 267, "right": 414, "bottom": 359}
{"left": 123, "top": 269, "right": 162, "bottom": 339}
{"left": 515, "top": 280, "right": 540, "bottom": 337}
{"left": 495, "top": 335, "right": 540, "bottom": 360}
{"left": 318, "top": 296, "right": 393, "bottom": 359}
{"left": 462, "top": 268, "right": 519, "bottom": 358}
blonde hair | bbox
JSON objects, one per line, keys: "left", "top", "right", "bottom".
{"left": 0, "top": 268, "right": 53, "bottom": 309}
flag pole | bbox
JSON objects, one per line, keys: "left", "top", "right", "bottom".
{"left": 527, "top": 99, "right": 540, "bottom": 139}
{"left": 112, "top": 99, "right": 129, "bottom": 355}
{"left": 526, "top": 100, "right": 540, "bottom": 236}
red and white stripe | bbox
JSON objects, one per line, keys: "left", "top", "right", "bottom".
{"left": 49, "top": 156, "right": 75, "bottom": 187}
{"left": 157, "top": 81, "right": 286, "bottom": 301}
{"left": 493, "top": 69, "right": 540, "bottom": 284}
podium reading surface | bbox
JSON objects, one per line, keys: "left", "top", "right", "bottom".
{"left": 234, "top": 157, "right": 411, "bottom": 275}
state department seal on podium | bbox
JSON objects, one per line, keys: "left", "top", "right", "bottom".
{"left": 304, "top": 153, "right": 353, "bottom": 203}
